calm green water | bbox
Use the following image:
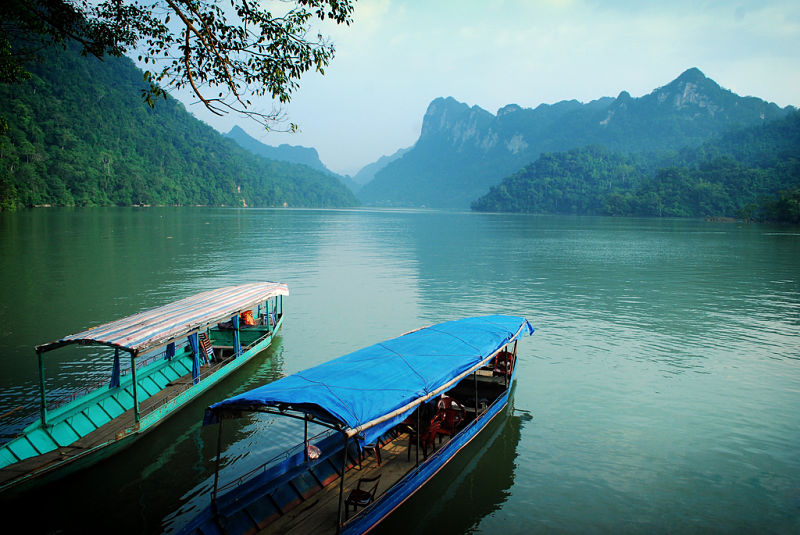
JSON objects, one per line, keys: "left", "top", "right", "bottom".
{"left": 0, "top": 208, "right": 798, "bottom": 533}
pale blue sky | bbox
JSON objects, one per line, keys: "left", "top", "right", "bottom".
{"left": 173, "top": 0, "right": 800, "bottom": 175}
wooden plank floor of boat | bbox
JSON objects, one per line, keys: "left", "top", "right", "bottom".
{"left": 263, "top": 430, "right": 450, "bottom": 534}
{"left": 0, "top": 356, "right": 234, "bottom": 488}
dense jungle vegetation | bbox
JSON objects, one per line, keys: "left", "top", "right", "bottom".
{"left": 0, "top": 42, "right": 358, "bottom": 210}
{"left": 472, "top": 112, "right": 800, "bottom": 222}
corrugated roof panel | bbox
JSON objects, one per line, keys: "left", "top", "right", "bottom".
{"left": 37, "top": 282, "right": 289, "bottom": 354}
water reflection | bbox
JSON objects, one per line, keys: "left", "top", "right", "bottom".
{"left": 384, "top": 212, "right": 800, "bottom": 376}
{"left": 1, "top": 341, "right": 285, "bottom": 533}
{"left": 0, "top": 208, "right": 328, "bottom": 429}
{"left": 1, "top": 209, "right": 798, "bottom": 534}
{"left": 375, "top": 406, "right": 524, "bottom": 535}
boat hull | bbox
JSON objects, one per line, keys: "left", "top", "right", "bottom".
{"left": 0, "top": 316, "right": 284, "bottom": 494}
{"left": 177, "top": 315, "right": 532, "bottom": 535}
{"left": 342, "top": 375, "right": 516, "bottom": 534}
{"left": 177, "top": 381, "right": 516, "bottom": 535}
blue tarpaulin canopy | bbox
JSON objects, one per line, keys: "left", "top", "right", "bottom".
{"left": 204, "top": 315, "right": 534, "bottom": 447}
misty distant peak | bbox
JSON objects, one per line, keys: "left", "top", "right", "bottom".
{"left": 224, "top": 125, "right": 331, "bottom": 174}
{"left": 648, "top": 67, "right": 727, "bottom": 112}
{"left": 498, "top": 104, "right": 522, "bottom": 116}
{"left": 361, "top": 68, "right": 791, "bottom": 209}
{"left": 225, "top": 125, "right": 320, "bottom": 157}
{"left": 676, "top": 67, "right": 707, "bottom": 83}
{"left": 351, "top": 146, "right": 410, "bottom": 187}
{"left": 427, "top": 96, "right": 468, "bottom": 112}
{"left": 421, "top": 96, "right": 492, "bottom": 140}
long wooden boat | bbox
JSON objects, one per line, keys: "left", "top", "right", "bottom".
{"left": 0, "top": 282, "right": 288, "bottom": 494}
{"left": 179, "top": 315, "right": 534, "bottom": 535}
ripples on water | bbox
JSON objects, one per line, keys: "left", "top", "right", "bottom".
{"left": 0, "top": 209, "right": 798, "bottom": 533}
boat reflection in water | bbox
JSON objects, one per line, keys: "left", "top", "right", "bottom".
{"left": 0, "top": 283, "right": 288, "bottom": 495}
{"left": 374, "top": 385, "right": 525, "bottom": 534}
{"left": 177, "top": 315, "right": 534, "bottom": 535}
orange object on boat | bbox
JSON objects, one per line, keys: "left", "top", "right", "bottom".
{"left": 240, "top": 310, "right": 257, "bottom": 326}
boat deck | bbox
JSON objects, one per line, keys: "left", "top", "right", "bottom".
{"left": 264, "top": 430, "right": 450, "bottom": 534}
{"left": 212, "top": 373, "right": 508, "bottom": 534}
{"left": 0, "top": 284, "right": 288, "bottom": 493}
{"left": 0, "top": 349, "right": 245, "bottom": 489}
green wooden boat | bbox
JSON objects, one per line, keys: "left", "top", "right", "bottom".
{"left": 0, "top": 282, "right": 288, "bottom": 493}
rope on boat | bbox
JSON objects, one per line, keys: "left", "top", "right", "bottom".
{"left": 0, "top": 406, "right": 23, "bottom": 420}
{"left": 513, "top": 407, "right": 534, "bottom": 421}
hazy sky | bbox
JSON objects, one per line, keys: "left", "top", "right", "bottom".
{"left": 174, "top": 0, "right": 800, "bottom": 176}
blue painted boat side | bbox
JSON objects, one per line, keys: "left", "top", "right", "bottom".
{"left": 176, "top": 317, "right": 529, "bottom": 535}
{"left": 179, "top": 430, "right": 350, "bottom": 535}
{"left": 341, "top": 378, "right": 515, "bottom": 535}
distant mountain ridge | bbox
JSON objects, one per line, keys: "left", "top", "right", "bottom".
{"left": 225, "top": 126, "right": 331, "bottom": 174}
{"left": 358, "top": 68, "right": 793, "bottom": 208}
{"left": 471, "top": 111, "right": 800, "bottom": 218}
{"left": 351, "top": 147, "right": 410, "bottom": 186}
{"left": 224, "top": 126, "right": 364, "bottom": 192}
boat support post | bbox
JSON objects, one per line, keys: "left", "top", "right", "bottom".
{"left": 37, "top": 351, "right": 47, "bottom": 426}
{"left": 336, "top": 432, "right": 348, "bottom": 533}
{"left": 130, "top": 351, "right": 140, "bottom": 424}
{"left": 212, "top": 419, "right": 223, "bottom": 504}
{"left": 474, "top": 371, "right": 478, "bottom": 416}
{"left": 233, "top": 314, "right": 241, "bottom": 358}
{"left": 509, "top": 340, "right": 518, "bottom": 388}
{"left": 267, "top": 298, "right": 273, "bottom": 333}
{"left": 304, "top": 417, "right": 309, "bottom": 463}
{"left": 416, "top": 408, "right": 420, "bottom": 466}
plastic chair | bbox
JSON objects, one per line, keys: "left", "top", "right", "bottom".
{"left": 493, "top": 350, "right": 514, "bottom": 377}
{"left": 198, "top": 332, "right": 215, "bottom": 364}
{"left": 357, "top": 440, "right": 382, "bottom": 468}
{"left": 436, "top": 404, "right": 465, "bottom": 441}
{"left": 345, "top": 475, "right": 381, "bottom": 518}
{"left": 407, "top": 412, "right": 442, "bottom": 460}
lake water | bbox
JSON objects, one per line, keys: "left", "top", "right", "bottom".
{"left": 0, "top": 208, "right": 798, "bottom": 534}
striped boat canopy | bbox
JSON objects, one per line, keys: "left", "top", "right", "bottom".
{"left": 36, "top": 282, "right": 289, "bottom": 355}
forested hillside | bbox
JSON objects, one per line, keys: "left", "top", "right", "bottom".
{"left": 0, "top": 42, "right": 358, "bottom": 210}
{"left": 472, "top": 112, "right": 800, "bottom": 221}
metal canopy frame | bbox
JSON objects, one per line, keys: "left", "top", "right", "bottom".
{"left": 209, "top": 339, "right": 521, "bottom": 533}
{"left": 32, "top": 284, "right": 286, "bottom": 427}
{"left": 35, "top": 286, "right": 287, "bottom": 356}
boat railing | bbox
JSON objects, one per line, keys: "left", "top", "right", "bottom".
{"left": 46, "top": 328, "right": 276, "bottom": 419}
{"left": 47, "top": 344, "right": 181, "bottom": 412}
{"left": 242, "top": 328, "right": 275, "bottom": 352}
{"left": 137, "top": 360, "right": 219, "bottom": 418}
{"left": 139, "top": 383, "right": 189, "bottom": 418}
{"left": 139, "top": 326, "right": 280, "bottom": 420}
{"left": 48, "top": 380, "right": 112, "bottom": 411}
{"left": 217, "top": 428, "right": 337, "bottom": 494}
